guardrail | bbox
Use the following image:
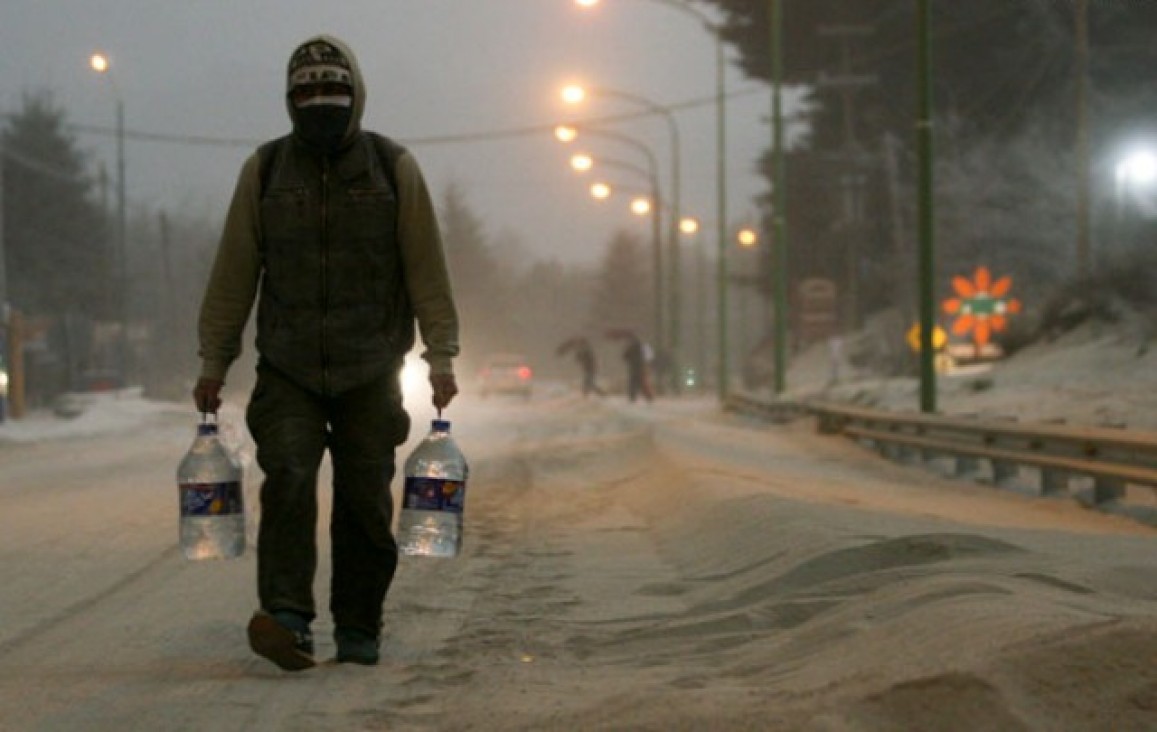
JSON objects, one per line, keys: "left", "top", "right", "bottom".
{"left": 724, "top": 394, "right": 1157, "bottom": 514}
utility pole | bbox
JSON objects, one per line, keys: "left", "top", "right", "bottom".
{"left": 1075, "top": 0, "right": 1091, "bottom": 276}
{"left": 916, "top": 0, "right": 937, "bottom": 414}
{"left": 770, "top": 0, "right": 788, "bottom": 395}
{"left": 0, "top": 153, "right": 7, "bottom": 316}
{"left": 115, "top": 98, "right": 129, "bottom": 387}
{"left": 0, "top": 155, "right": 6, "bottom": 423}
{"left": 158, "top": 210, "right": 175, "bottom": 337}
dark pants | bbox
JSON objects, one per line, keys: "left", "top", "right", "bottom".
{"left": 246, "top": 362, "right": 410, "bottom": 638}
{"left": 581, "top": 368, "right": 604, "bottom": 397}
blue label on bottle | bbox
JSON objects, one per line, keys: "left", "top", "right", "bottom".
{"left": 403, "top": 476, "right": 465, "bottom": 513}
{"left": 181, "top": 481, "right": 243, "bottom": 517}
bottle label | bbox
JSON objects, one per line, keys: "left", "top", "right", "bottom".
{"left": 402, "top": 477, "right": 465, "bottom": 514}
{"left": 181, "top": 481, "right": 244, "bottom": 517}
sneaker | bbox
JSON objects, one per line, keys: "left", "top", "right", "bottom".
{"left": 247, "top": 610, "right": 315, "bottom": 671}
{"left": 334, "top": 627, "right": 380, "bottom": 666}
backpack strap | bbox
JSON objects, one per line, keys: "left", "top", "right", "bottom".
{"left": 365, "top": 131, "right": 406, "bottom": 195}
{"left": 256, "top": 137, "right": 284, "bottom": 198}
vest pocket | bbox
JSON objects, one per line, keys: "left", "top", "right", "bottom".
{"left": 261, "top": 188, "right": 310, "bottom": 246}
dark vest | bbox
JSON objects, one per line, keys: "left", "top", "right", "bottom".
{"left": 255, "top": 132, "right": 414, "bottom": 395}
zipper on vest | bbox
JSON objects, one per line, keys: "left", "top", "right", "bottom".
{"left": 320, "top": 157, "right": 331, "bottom": 392}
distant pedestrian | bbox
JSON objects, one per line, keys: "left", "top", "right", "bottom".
{"left": 573, "top": 338, "right": 605, "bottom": 398}
{"left": 623, "top": 335, "right": 654, "bottom": 403}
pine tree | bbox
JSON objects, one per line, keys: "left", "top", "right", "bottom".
{"left": 1, "top": 90, "right": 110, "bottom": 317}
{"left": 589, "top": 229, "right": 652, "bottom": 339}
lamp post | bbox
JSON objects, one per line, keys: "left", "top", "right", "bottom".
{"left": 562, "top": 83, "right": 683, "bottom": 394}
{"left": 90, "top": 52, "right": 129, "bottom": 385}
{"left": 573, "top": 0, "right": 726, "bottom": 399}
{"left": 679, "top": 216, "right": 706, "bottom": 390}
{"left": 769, "top": 0, "right": 788, "bottom": 396}
{"left": 557, "top": 124, "right": 665, "bottom": 350}
{"left": 567, "top": 150, "right": 665, "bottom": 347}
{"left": 916, "top": 0, "right": 937, "bottom": 413}
{"left": 737, "top": 227, "right": 759, "bottom": 367}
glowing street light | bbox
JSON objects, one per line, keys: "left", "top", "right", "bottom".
{"left": 1116, "top": 150, "right": 1157, "bottom": 188}
{"left": 570, "top": 153, "right": 594, "bottom": 172}
{"left": 560, "top": 85, "right": 586, "bottom": 105}
{"left": 554, "top": 124, "right": 579, "bottom": 143}
{"left": 679, "top": 217, "right": 700, "bottom": 235}
{"left": 1112, "top": 147, "right": 1157, "bottom": 251}
{"left": 590, "top": 182, "right": 612, "bottom": 199}
{"left": 631, "top": 197, "right": 652, "bottom": 216}
{"left": 737, "top": 228, "right": 758, "bottom": 248}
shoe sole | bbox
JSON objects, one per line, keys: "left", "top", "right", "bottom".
{"left": 247, "top": 612, "right": 316, "bottom": 672}
{"left": 336, "top": 653, "right": 380, "bottom": 666}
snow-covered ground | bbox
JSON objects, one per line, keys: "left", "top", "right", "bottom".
{"left": 0, "top": 327, "right": 1154, "bottom": 730}
{"left": 775, "top": 315, "right": 1157, "bottom": 433}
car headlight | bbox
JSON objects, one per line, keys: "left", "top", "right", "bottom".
{"left": 400, "top": 357, "right": 425, "bottom": 403}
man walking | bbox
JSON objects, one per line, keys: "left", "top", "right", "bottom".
{"left": 193, "top": 35, "right": 460, "bottom": 671}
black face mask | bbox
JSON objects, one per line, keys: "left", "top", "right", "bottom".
{"left": 295, "top": 105, "right": 352, "bottom": 153}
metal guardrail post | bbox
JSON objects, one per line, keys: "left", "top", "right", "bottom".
{"left": 1040, "top": 468, "right": 1071, "bottom": 497}
{"left": 988, "top": 415, "right": 1018, "bottom": 486}
{"left": 954, "top": 455, "right": 979, "bottom": 477}
{"left": 1093, "top": 477, "right": 1126, "bottom": 503}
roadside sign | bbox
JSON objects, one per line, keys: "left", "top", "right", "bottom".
{"left": 906, "top": 323, "right": 947, "bottom": 352}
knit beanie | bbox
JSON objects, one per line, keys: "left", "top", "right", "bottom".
{"left": 287, "top": 39, "right": 353, "bottom": 92}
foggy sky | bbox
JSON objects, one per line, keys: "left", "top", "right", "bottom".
{"left": 2, "top": 0, "right": 781, "bottom": 267}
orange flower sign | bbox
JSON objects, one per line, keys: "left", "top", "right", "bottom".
{"left": 942, "top": 266, "right": 1022, "bottom": 347}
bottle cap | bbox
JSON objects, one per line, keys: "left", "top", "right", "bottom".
{"left": 431, "top": 419, "right": 451, "bottom": 432}
{"left": 197, "top": 422, "right": 219, "bottom": 436}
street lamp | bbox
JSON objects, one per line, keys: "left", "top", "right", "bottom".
{"left": 89, "top": 52, "right": 129, "bottom": 386}
{"left": 1113, "top": 148, "right": 1157, "bottom": 252}
{"left": 1115, "top": 150, "right": 1157, "bottom": 207}
{"left": 679, "top": 216, "right": 708, "bottom": 390}
{"left": 558, "top": 125, "right": 665, "bottom": 349}
{"left": 768, "top": 0, "right": 789, "bottom": 398}
{"left": 736, "top": 227, "right": 759, "bottom": 365}
{"left": 562, "top": 82, "right": 683, "bottom": 393}
{"left": 590, "top": 181, "right": 613, "bottom": 200}
{"left": 567, "top": 150, "right": 665, "bottom": 346}
{"left": 574, "top": 0, "right": 727, "bottom": 399}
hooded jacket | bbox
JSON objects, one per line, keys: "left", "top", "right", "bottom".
{"left": 197, "top": 35, "right": 459, "bottom": 395}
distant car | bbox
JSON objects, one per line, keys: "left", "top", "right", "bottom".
{"left": 478, "top": 353, "right": 533, "bottom": 399}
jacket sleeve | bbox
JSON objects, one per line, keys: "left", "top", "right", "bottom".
{"left": 395, "top": 151, "right": 460, "bottom": 376}
{"left": 196, "top": 153, "right": 263, "bottom": 383}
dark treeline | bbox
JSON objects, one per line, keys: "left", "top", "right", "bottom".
{"left": 0, "top": 93, "right": 655, "bottom": 407}
{"left": 697, "top": 0, "right": 1157, "bottom": 352}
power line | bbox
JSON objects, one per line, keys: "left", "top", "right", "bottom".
{"left": 2, "top": 85, "right": 767, "bottom": 150}
{"left": 0, "top": 143, "right": 84, "bottom": 182}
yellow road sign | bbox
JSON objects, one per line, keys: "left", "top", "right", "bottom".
{"left": 907, "top": 323, "right": 947, "bottom": 352}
